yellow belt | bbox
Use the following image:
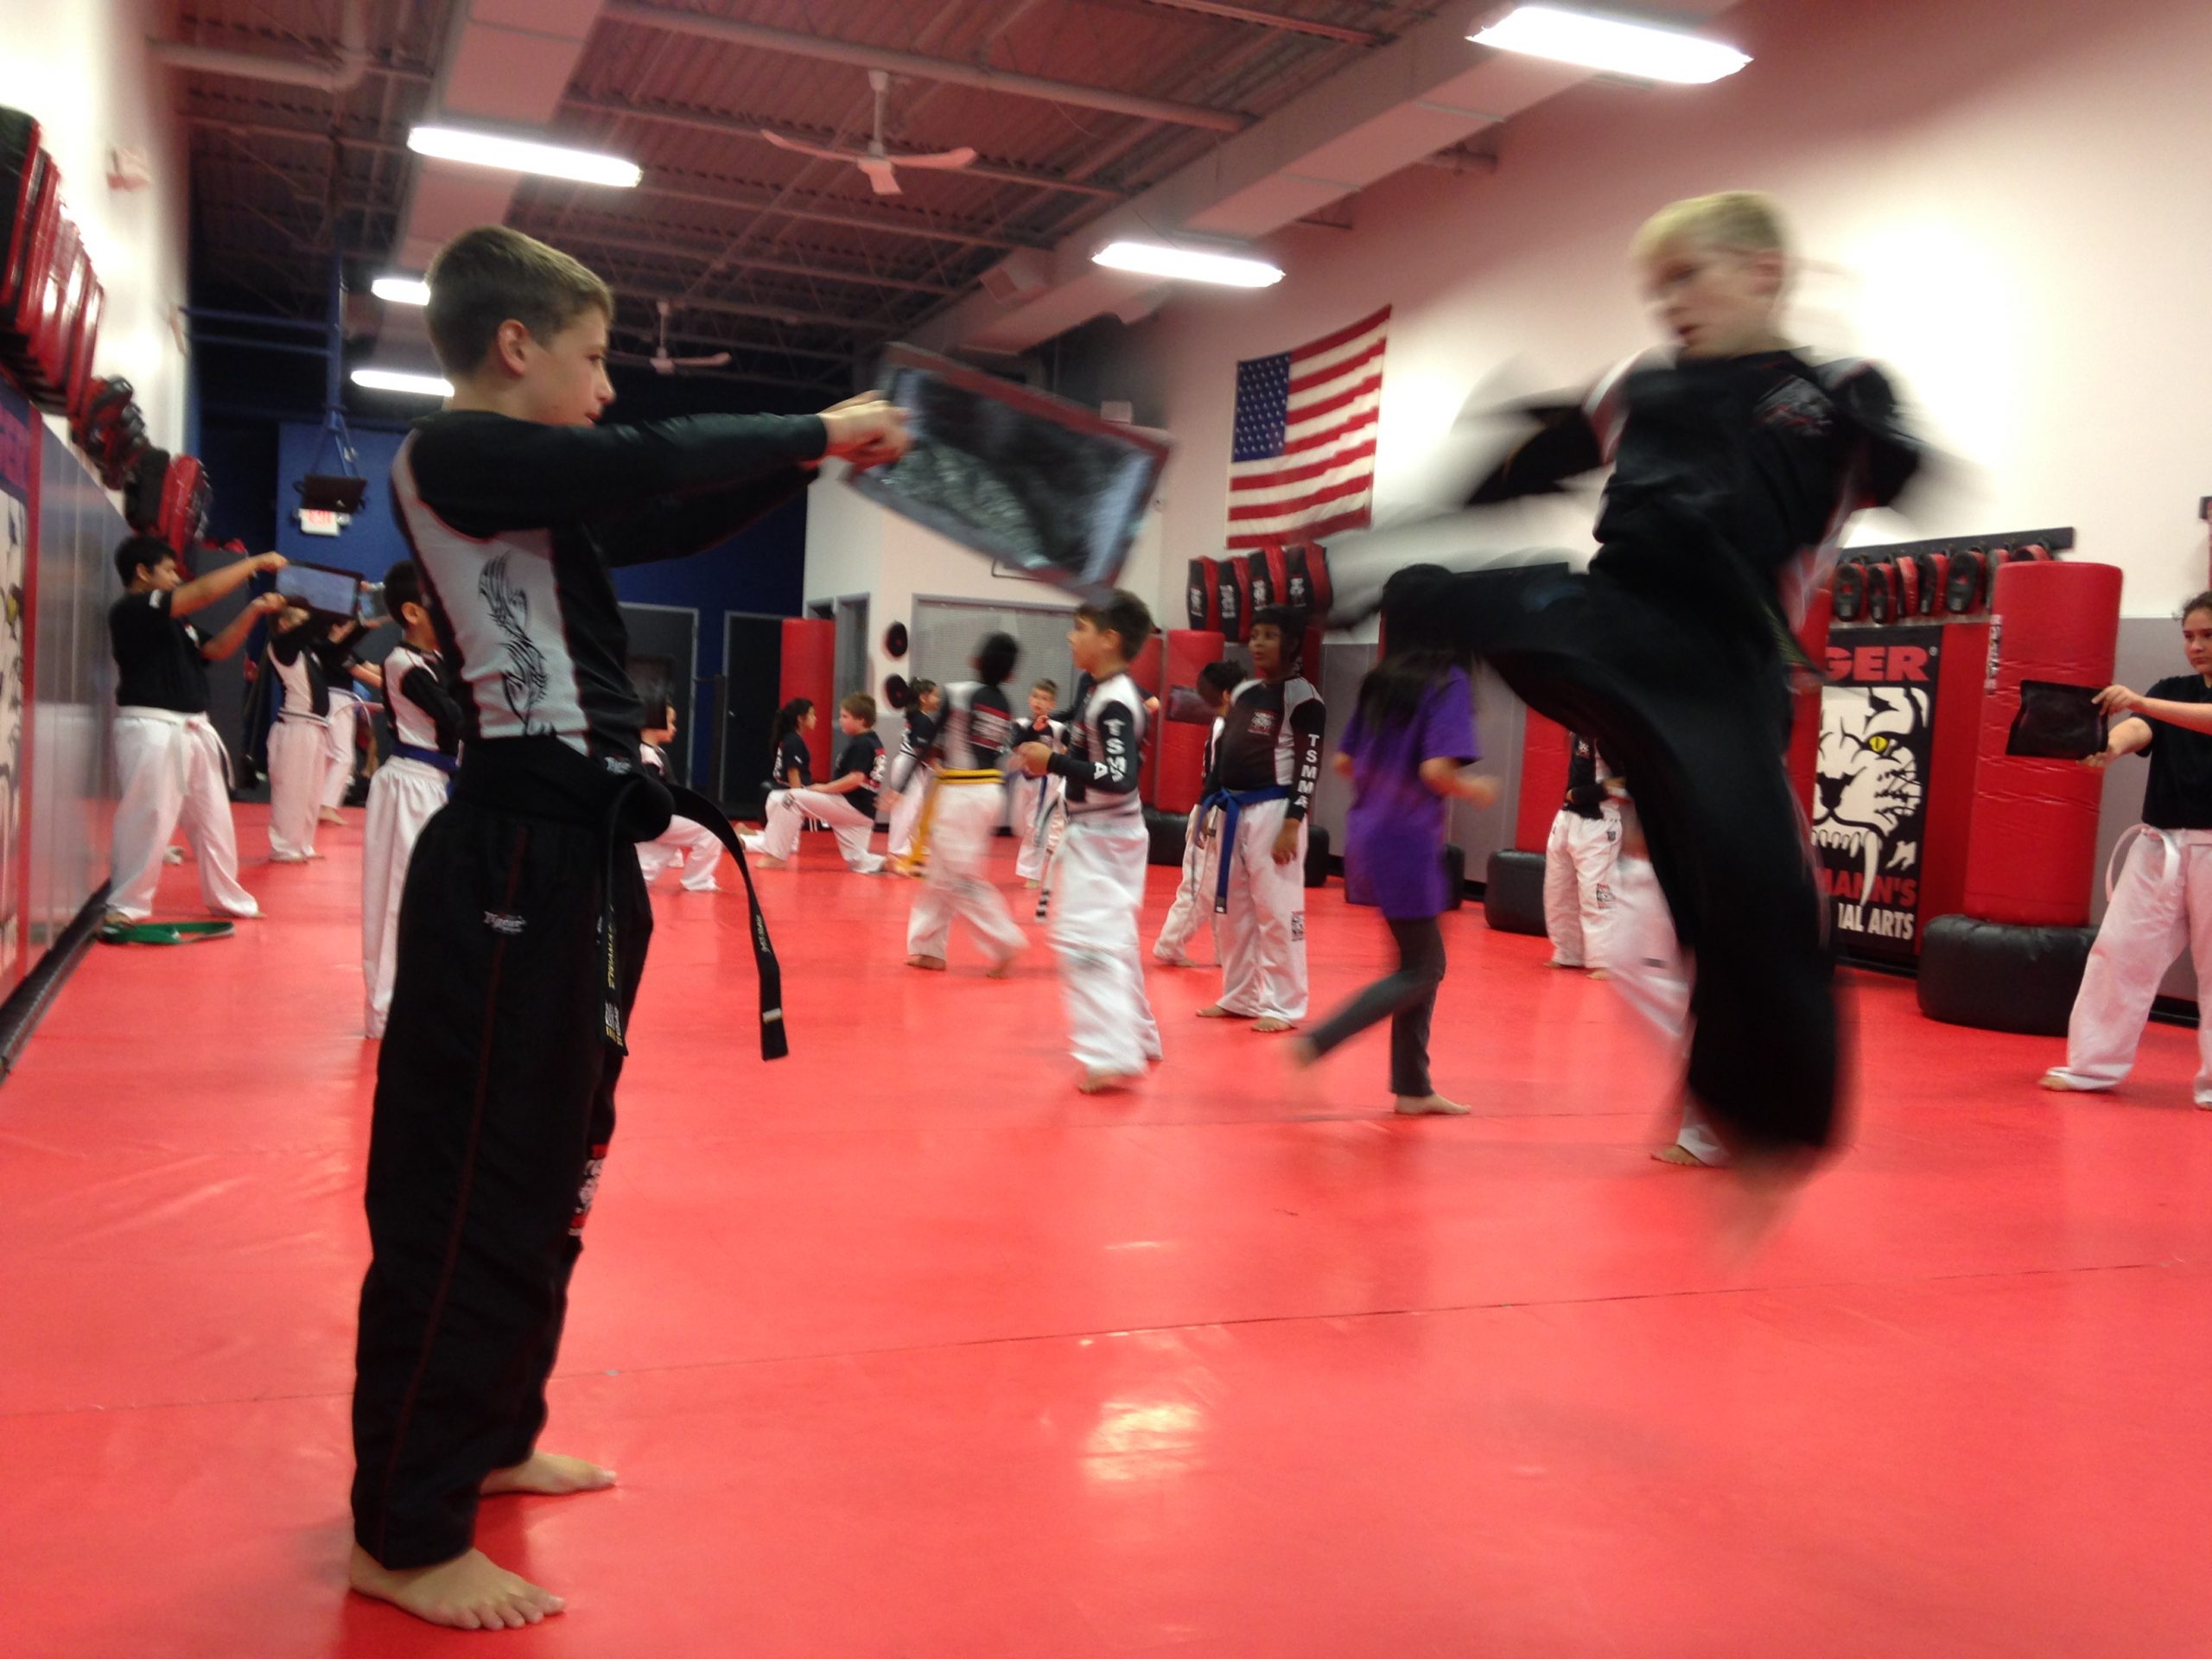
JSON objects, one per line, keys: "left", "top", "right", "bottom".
{"left": 935, "top": 768, "right": 1004, "bottom": 785}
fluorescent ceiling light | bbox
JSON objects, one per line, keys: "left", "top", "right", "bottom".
{"left": 370, "top": 275, "right": 430, "bottom": 307}
{"left": 352, "top": 367, "right": 453, "bottom": 398}
{"left": 1470, "top": 5, "right": 1750, "bottom": 84}
{"left": 406, "top": 124, "right": 642, "bottom": 187}
{"left": 1092, "top": 240, "right": 1283, "bottom": 288}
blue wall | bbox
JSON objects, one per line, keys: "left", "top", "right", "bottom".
{"left": 271, "top": 420, "right": 809, "bottom": 778}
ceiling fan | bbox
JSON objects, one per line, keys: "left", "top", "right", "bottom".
{"left": 760, "top": 69, "right": 977, "bottom": 196}
{"left": 609, "top": 300, "right": 731, "bottom": 375}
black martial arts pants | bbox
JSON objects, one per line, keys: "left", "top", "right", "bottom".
{"left": 1305, "top": 916, "right": 1446, "bottom": 1096}
{"left": 351, "top": 746, "right": 653, "bottom": 1570}
{"left": 1448, "top": 564, "right": 1836, "bottom": 1156}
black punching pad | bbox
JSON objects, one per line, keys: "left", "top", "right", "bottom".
{"left": 1440, "top": 842, "right": 1466, "bottom": 914}
{"left": 1303, "top": 823, "right": 1332, "bottom": 889}
{"left": 1483, "top": 849, "right": 1548, "bottom": 936}
{"left": 1143, "top": 804, "right": 1187, "bottom": 868}
{"left": 1916, "top": 914, "right": 2097, "bottom": 1036}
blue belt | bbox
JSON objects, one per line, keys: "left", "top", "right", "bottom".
{"left": 392, "top": 741, "right": 458, "bottom": 775}
{"left": 1205, "top": 785, "right": 1293, "bottom": 912}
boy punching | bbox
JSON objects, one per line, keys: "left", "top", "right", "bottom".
{"left": 1427, "top": 190, "right": 1920, "bottom": 1173}
{"left": 1019, "top": 591, "right": 1162, "bottom": 1092}
{"left": 106, "top": 536, "right": 286, "bottom": 924}
{"left": 361, "top": 561, "right": 461, "bottom": 1038}
{"left": 349, "top": 225, "right": 907, "bottom": 1629}
{"left": 1198, "top": 607, "right": 1325, "bottom": 1033}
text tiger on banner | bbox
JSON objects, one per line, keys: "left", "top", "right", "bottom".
{"left": 1226, "top": 306, "right": 1388, "bottom": 550}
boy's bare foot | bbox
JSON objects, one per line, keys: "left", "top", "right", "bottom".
{"left": 320, "top": 808, "right": 346, "bottom": 825}
{"left": 1196, "top": 1004, "right": 1236, "bottom": 1019}
{"left": 906, "top": 953, "right": 947, "bottom": 971}
{"left": 1586, "top": 967, "right": 1610, "bottom": 981}
{"left": 1545, "top": 957, "right": 1581, "bottom": 969}
{"left": 985, "top": 944, "right": 1025, "bottom": 979}
{"left": 2039, "top": 1071, "right": 2097, "bottom": 1091}
{"left": 1250, "top": 1016, "right": 1294, "bottom": 1034}
{"left": 1153, "top": 953, "right": 1196, "bottom": 967}
{"left": 1394, "top": 1093, "right": 1469, "bottom": 1116}
{"left": 348, "top": 1543, "right": 564, "bottom": 1630}
{"left": 1078, "top": 1068, "right": 1138, "bottom": 1095}
{"left": 480, "top": 1451, "right": 617, "bottom": 1496}
{"left": 1651, "top": 1142, "right": 1711, "bottom": 1166}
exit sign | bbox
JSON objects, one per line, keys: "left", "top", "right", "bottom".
{"left": 297, "top": 509, "right": 344, "bottom": 537}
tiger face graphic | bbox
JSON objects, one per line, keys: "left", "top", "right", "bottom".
{"left": 1815, "top": 685, "right": 1928, "bottom": 927}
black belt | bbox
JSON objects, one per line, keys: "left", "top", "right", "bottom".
{"left": 454, "top": 738, "right": 786, "bottom": 1061}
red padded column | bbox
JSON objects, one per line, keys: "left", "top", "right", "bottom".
{"left": 1128, "top": 631, "right": 1164, "bottom": 804}
{"left": 1158, "top": 628, "right": 1224, "bottom": 813}
{"left": 1515, "top": 709, "right": 1570, "bottom": 853}
{"left": 1961, "top": 560, "right": 2122, "bottom": 926}
{"left": 1787, "top": 588, "right": 1832, "bottom": 812}
{"left": 779, "top": 616, "right": 835, "bottom": 783}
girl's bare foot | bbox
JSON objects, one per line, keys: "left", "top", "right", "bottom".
{"left": 1078, "top": 1068, "right": 1138, "bottom": 1095}
{"left": 480, "top": 1451, "right": 617, "bottom": 1496}
{"left": 348, "top": 1544, "right": 564, "bottom": 1630}
{"left": 1394, "top": 1093, "right": 1469, "bottom": 1116}
{"left": 1250, "top": 1016, "right": 1294, "bottom": 1034}
{"left": 906, "top": 954, "right": 947, "bottom": 972}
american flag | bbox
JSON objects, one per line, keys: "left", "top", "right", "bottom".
{"left": 1226, "top": 305, "right": 1389, "bottom": 550}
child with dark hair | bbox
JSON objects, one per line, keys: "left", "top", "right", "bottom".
{"left": 105, "top": 536, "right": 287, "bottom": 924}
{"left": 361, "top": 561, "right": 462, "bottom": 1037}
{"left": 636, "top": 702, "right": 728, "bottom": 892}
{"left": 1293, "top": 567, "right": 1495, "bottom": 1113}
{"left": 905, "top": 632, "right": 1028, "bottom": 974}
{"left": 883, "top": 678, "right": 942, "bottom": 874}
{"left": 747, "top": 692, "right": 888, "bottom": 873}
{"left": 1012, "top": 677, "right": 1066, "bottom": 884}
{"left": 1018, "top": 590, "right": 1160, "bottom": 1091}
{"left": 768, "top": 697, "right": 816, "bottom": 791}
{"left": 350, "top": 222, "right": 908, "bottom": 1630}
{"left": 1199, "top": 605, "right": 1326, "bottom": 1033}
{"left": 1153, "top": 658, "right": 1248, "bottom": 967}
{"left": 265, "top": 602, "right": 334, "bottom": 862}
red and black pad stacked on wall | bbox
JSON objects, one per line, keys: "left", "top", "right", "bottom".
{"left": 0, "top": 109, "right": 104, "bottom": 418}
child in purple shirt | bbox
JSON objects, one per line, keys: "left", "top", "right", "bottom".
{"left": 1294, "top": 566, "right": 1498, "bottom": 1113}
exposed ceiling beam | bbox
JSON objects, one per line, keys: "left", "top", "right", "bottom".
{"left": 596, "top": 2, "right": 1251, "bottom": 132}
{"left": 562, "top": 93, "right": 1128, "bottom": 200}
{"left": 186, "top": 114, "right": 1046, "bottom": 251}
{"left": 540, "top": 220, "right": 962, "bottom": 295}
{"left": 1122, "top": 0, "right": 1384, "bottom": 47}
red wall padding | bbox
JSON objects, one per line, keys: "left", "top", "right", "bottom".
{"left": 1787, "top": 588, "right": 1832, "bottom": 812}
{"left": 779, "top": 617, "right": 836, "bottom": 783}
{"left": 1515, "top": 709, "right": 1571, "bottom": 853}
{"left": 1158, "top": 628, "right": 1225, "bottom": 813}
{"left": 1128, "top": 632, "right": 1166, "bottom": 802}
{"left": 1961, "top": 560, "right": 2123, "bottom": 926}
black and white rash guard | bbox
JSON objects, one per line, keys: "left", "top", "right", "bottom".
{"left": 915, "top": 680, "right": 1016, "bottom": 780}
{"left": 1214, "top": 674, "right": 1325, "bottom": 820}
{"left": 270, "top": 615, "right": 330, "bottom": 721}
{"left": 391, "top": 409, "right": 826, "bottom": 764}
{"left": 381, "top": 644, "right": 463, "bottom": 757}
{"left": 1050, "top": 671, "right": 1147, "bottom": 822}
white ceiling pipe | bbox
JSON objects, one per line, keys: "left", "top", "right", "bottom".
{"left": 152, "top": 0, "right": 372, "bottom": 95}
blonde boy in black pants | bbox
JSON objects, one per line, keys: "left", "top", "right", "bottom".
{"left": 348, "top": 225, "right": 907, "bottom": 1630}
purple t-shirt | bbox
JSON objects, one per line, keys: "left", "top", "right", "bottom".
{"left": 1340, "top": 668, "right": 1480, "bottom": 918}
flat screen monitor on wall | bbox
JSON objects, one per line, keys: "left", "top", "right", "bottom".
{"left": 845, "top": 344, "right": 1170, "bottom": 601}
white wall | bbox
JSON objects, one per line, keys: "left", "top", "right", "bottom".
{"left": 0, "top": 0, "right": 192, "bottom": 451}
{"left": 1062, "top": 0, "right": 2212, "bottom": 624}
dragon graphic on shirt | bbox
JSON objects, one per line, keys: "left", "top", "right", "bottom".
{"left": 1814, "top": 685, "right": 1928, "bottom": 928}
{"left": 479, "top": 554, "right": 551, "bottom": 734}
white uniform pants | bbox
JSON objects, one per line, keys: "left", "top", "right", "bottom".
{"left": 267, "top": 717, "right": 330, "bottom": 859}
{"left": 638, "top": 817, "right": 726, "bottom": 891}
{"left": 887, "top": 779, "right": 929, "bottom": 860}
{"left": 2050, "top": 827, "right": 2212, "bottom": 1104}
{"left": 1016, "top": 776, "right": 1066, "bottom": 881}
{"left": 1602, "top": 850, "right": 1724, "bottom": 1164}
{"left": 362, "top": 756, "right": 450, "bottom": 1038}
{"left": 907, "top": 783, "right": 1027, "bottom": 963}
{"left": 322, "top": 692, "right": 360, "bottom": 810}
{"left": 1051, "top": 813, "right": 1161, "bottom": 1075}
{"left": 1216, "top": 798, "right": 1308, "bottom": 1022}
{"left": 1543, "top": 805, "right": 1622, "bottom": 968}
{"left": 758, "top": 787, "right": 882, "bottom": 871}
{"left": 1153, "top": 803, "right": 1219, "bottom": 963}
{"left": 108, "top": 709, "right": 258, "bottom": 922}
